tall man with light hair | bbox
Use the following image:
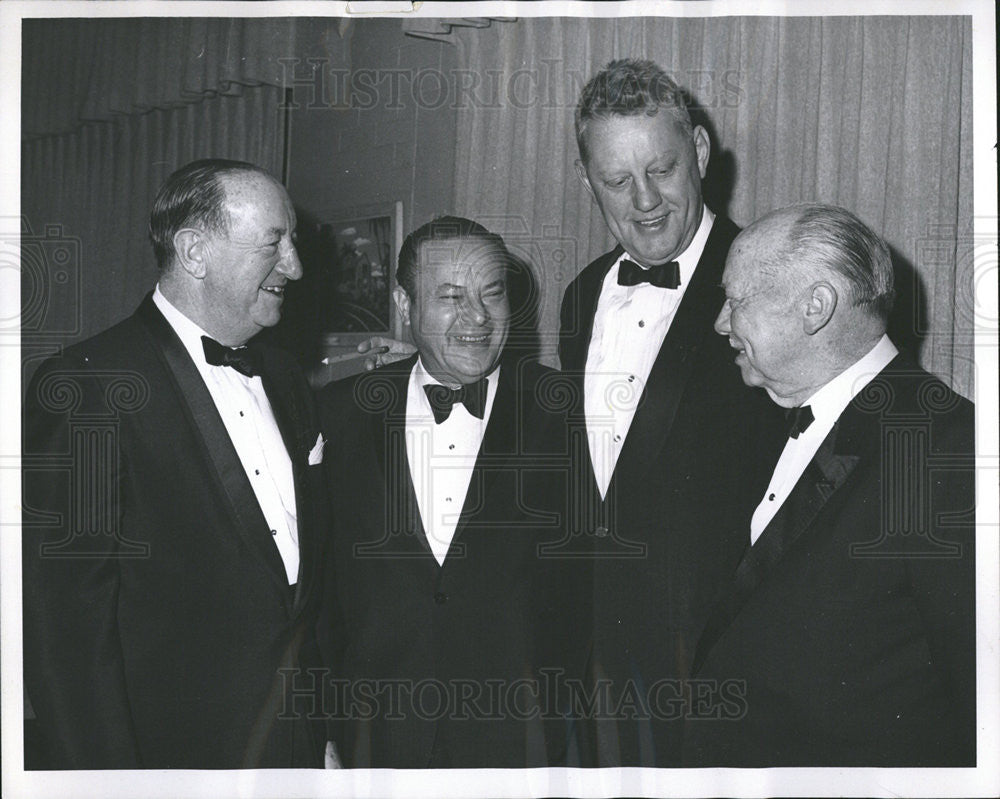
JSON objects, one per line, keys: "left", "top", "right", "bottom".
{"left": 559, "top": 58, "right": 784, "bottom": 766}
{"left": 683, "top": 203, "right": 975, "bottom": 766}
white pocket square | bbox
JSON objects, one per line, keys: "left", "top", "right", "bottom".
{"left": 308, "top": 433, "right": 325, "bottom": 465}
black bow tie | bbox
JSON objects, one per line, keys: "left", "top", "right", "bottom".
{"left": 618, "top": 258, "right": 681, "bottom": 289}
{"left": 202, "top": 336, "right": 260, "bottom": 378}
{"left": 423, "top": 379, "right": 488, "bottom": 424}
{"left": 785, "top": 405, "right": 815, "bottom": 439}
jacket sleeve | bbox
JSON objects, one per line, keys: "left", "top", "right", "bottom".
{"left": 22, "top": 355, "right": 143, "bottom": 768}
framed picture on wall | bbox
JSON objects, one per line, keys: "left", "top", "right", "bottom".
{"left": 307, "top": 200, "right": 404, "bottom": 345}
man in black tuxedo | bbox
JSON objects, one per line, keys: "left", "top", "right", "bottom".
{"left": 317, "top": 217, "right": 588, "bottom": 768}
{"left": 22, "top": 159, "right": 327, "bottom": 769}
{"left": 683, "top": 203, "right": 975, "bottom": 766}
{"left": 559, "top": 59, "right": 783, "bottom": 765}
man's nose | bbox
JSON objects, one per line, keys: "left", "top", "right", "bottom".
{"left": 277, "top": 242, "right": 303, "bottom": 281}
{"left": 461, "top": 295, "right": 489, "bottom": 325}
{"left": 632, "top": 175, "right": 661, "bottom": 213}
{"left": 713, "top": 300, "right": 732, "bottom": 335}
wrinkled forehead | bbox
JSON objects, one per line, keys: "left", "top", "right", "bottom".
{"left": 727, "top": 214, "right": 795, "bottom": 278}
{"left": 723, "top": 235, "right": 775, "bottom": 292}
{"left": 416, "top": 236, "right": 508, "bottom": 284}
{"left": 221, "top": 172, "right": 295, "bottom": 224}
{"left": 582, "top": 110, "right": 693, "bottom": 159}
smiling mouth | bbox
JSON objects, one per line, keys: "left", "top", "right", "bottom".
{"left": 635, "top": 215, "right": 667, "bottom": 229}
{"left": 453, "top": 334, "right": 489, "bottom": 344}
{"left": 260, "top": 285, "right": 285, "bottom": 297}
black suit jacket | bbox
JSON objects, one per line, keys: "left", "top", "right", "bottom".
{"left": 558, "top": 215, "right": 785, "bottom": 766}
{"left": 22, "top": 296, "right": 327, "bottom": 769}
{"left": 316, "top": 354, "right": 590, "bottom": 768}
{"left": 683, "top": 353, "right": 976, "bottom": 766}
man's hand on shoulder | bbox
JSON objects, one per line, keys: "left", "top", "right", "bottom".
{"left": 357, "top": 336, "right": 415, "bottom": 371}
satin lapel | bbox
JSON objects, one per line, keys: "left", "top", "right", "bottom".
{"left": 355, "top": 358, "right": 437, "bottom": 565}
{"left": 448, "top": 365, "right": 520, "bottom": 558}
{"left": 135, "top": 297, "right": 289, "bottom": 594}
{"left": 690, "top": 423, "right": 862, "bottom": 675}
{"left": 615, "top": 220, "right": 732, "bottom": 475}
{"left": 564, "top": 246, "right": 622, "bottom": 374}
{"left": 255, "top": 347, "right": 317, "bottom": 612}
{"left": 256, "top": 348, "right": 311, "bottom": 465}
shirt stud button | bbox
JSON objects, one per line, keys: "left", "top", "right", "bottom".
{"left": 638, "top": 320, "right": 645, "bottom": 328}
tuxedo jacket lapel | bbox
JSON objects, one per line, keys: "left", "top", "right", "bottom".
{"left": 136, "top": 297, "right": 292, "bottom": 599}
{"left": 447, "top": 364, "right": 521, "bottom": 560}
{"left": 256, "top": 346, "right": 323, "bottom": 612}
{"left": 562, "top": 246, "right": 622, "bottom": 376}
{"left": 618, "top": 225, "right": 730, "bottom": 472}
{"left": 691, "top": 421, "right": 863, "bottom": 675}
{"left": 353, "top": 357, "right": 438, "bottom": 567}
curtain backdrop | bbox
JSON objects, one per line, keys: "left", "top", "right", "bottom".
{"left": 451, "top": 16, "right": 974, "bottom": 399}
{"left": 20, "top": 18, "right": 349, "bottom": 381}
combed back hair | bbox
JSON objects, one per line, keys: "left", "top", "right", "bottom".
{"left": 575, "top": 58, "right": 693, "bottom": 163}
{"left": 784, "top": 203, "right": 896, "bottom": 322}
{"left": 148, "top": 158, "right": 272, "bottom": 270}
{"left": 396, "top": 216, "right": 511, "bottom": 298}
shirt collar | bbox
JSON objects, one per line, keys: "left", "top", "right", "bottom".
{"left": 414, "top": 357, "right": 499, "bottom": 390}
{"left": 615, "top": 205, "right": 715, "bottom": 289}
{"left": 152, "top": 284, "right": 229, "bottom": 371}
{"left": 803, "top": 334, "right": 899, "bottom": 425}
{"left": 412, "top": 357, "right": 500, "bottom": 417}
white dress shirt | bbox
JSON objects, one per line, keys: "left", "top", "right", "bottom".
{"left": 584, "top": 206, "right": 715, "bottom": 498}
{"left": 749, "top": 334, "right": 899, "bottom": 544}
{"left": 153, "top": 286, "right": 300, "bottom": 584}
{"left": 405, "top": 359, "right": 500, "bottom": 565}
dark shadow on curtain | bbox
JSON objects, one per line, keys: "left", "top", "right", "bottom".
{"left": 505, "top": 249, "right": 542, "bottom": 363}
{"left": 258, "top": 205, "right": 330, "bottom": 368}
{"left": 887, "top": 245, "right": 928, "bottom": 358}
{"left": 692, "top": 109, "right": 736, "bottom": 221}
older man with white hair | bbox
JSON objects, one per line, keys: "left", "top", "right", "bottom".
{"left": 683, "top": 203, "right": 976, "bottom": 766}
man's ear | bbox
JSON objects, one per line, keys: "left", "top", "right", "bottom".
{"left": 172, "top": 228, "right": 208, "bottom": 279}
{"left": 803, "top": 282, "right": 838, "bottom": 335}
{"left": 574, "top": 159, "right": 596, "bottom": 200}
{"left": 392, "top": 286, "right": 411, "bottom": 328}
{"left": 692, "top": 125, "right": 711, "bottom": 180}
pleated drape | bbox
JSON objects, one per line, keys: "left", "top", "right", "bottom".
{"left": 21, "top": 18, "right": 343, "bottom": 139}
{"left": 452, "top": 16, "right": 974, "bottom": 398}
{"left": 20, "top": 17, "right": 349, "bottom": 381}
{"left": 21, "top": 89, "right": 286, "bottom": 376}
